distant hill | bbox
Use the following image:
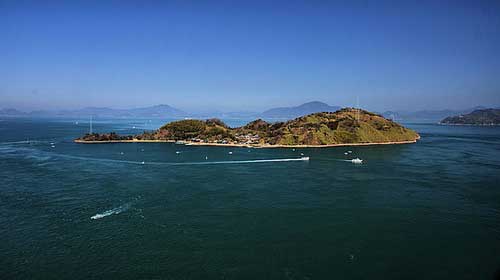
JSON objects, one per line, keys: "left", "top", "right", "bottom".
{"left": 440, "top": 109, "right": 500, "bottom": 125}
{"left": 382, "top": 106, "right": 489, "bottom": 122}
{"left": 0, "top": 108, "right": 26, "bottom": 116}
{"left": 77, "top": 108, "right": 420, "bottom": 146}
{"left": 261, "top": 101, "right": 341, "bottom": 119}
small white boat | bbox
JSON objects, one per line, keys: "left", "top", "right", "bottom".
{"left": 175, "top": 151, "right": 181, "bottom": 154}
{"left": 348, "top": 151, "right": 353, "bottom": 154}
{"left": 228, "top": 151, "right": 233, "bottom": 155}
{"left": 301, "top": 157, "right": 310, "bottom": 161}
{"left": 351, "top": 158, "right": 363, "bottom": 164}
{"left": 344, "top": 152, "right": 348, "bottom": 155}
{"left": 141, "top": 161, "right": 145, "bottom": 165}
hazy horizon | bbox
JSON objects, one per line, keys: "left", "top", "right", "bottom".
{"left": 1, "top": 100, "right": 498, "bottom": 115}
{"left": 2, "top": 1, "right": 500, "bottom": 112}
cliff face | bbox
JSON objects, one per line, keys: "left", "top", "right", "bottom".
{"left": 77, "top": 108, "right": 420, "bottom": 145}
{"left": 440, "top": 109, "right": 500, "bottom": 125}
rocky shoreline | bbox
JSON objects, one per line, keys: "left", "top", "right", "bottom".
{"left": 74, "top": 137, "right": 419, "bottom": 148}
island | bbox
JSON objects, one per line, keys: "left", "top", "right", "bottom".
{"left": 440, "top": 108, "right": 500, "bottom": 126}
{"left": 75, "top": 108, "right": 420, "bottom": 147}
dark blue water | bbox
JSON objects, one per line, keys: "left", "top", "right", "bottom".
{"left": 1, "top": 117, "right": 499, "bottom": 279}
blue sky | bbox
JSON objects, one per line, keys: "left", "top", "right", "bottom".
{"left": 1, "top": 0, "right": 500, "bottom": 112}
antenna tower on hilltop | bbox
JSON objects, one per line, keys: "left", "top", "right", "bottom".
{"left": 356, "top": 96, "right": 360, "bottom": 121}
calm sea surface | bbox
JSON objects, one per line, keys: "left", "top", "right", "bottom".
{"left": 1, "top": 117, "right": 499, "bottom": 279}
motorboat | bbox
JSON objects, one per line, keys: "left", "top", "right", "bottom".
{"left": 351, "top": 158, "right": 363, "bottom": 164}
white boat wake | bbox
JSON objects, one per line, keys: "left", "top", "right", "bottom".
{"left": 91, "top": 203, "right": 131, "bottom": 220}
{"left": 339, "top": 158, "right": 363, "bottom": 164}
{"left": 182, "top": 157, "right": 310, "bottom": 165}
{"left": 320, "top": 158, "right": 364, "bottom": 164}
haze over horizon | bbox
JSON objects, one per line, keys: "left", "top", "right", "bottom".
{"left": 2, "top": 1, "right": 500, "bottom": 112}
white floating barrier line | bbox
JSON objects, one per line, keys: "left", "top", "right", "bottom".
{"left": 49, "top": 153, "right": 310, "bottom": 166}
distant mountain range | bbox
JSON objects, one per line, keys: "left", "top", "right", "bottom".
{"left": 0, "top": 105, "right": 186, "bottom": 118}
{"left": 1, "top": 102, "right": 499, "bottom": 122}
{"left": 0, "top": 101, "right": 341, "bottom": 119}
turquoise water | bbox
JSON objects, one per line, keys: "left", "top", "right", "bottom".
{"left": 1, "top": 117, "right": 499, "bottom": 279}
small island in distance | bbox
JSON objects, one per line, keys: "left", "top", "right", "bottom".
{"left": 75, "top": 108, "right": 420, "bottom": 147}
{"left": 440, "top": 108, "right": 500, "bottom": 126}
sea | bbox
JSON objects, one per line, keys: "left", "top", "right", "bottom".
{"left": 1, "top": 117, "right": 499, "bottom": 279}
